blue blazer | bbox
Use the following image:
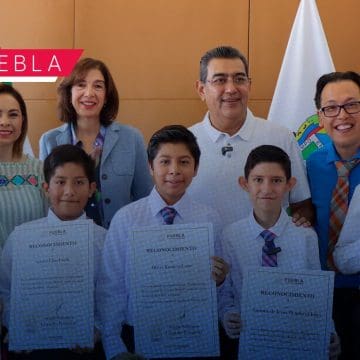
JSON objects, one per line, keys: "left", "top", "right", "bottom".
{"left": 39, "top": 122, "right": 153, "bottom": 228}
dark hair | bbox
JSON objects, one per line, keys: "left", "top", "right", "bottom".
{"left": 244, "top": 145, "right": 291, "bottom": 180}
{"left": 314, "top": 71, "right": 360, "bottom": 109}
{"left": 0, "top": 83, "right": 28, "bottom": 158}
{"left": 44, "top": 144, "right": 96, "bottom": 183}
{"left": 199, "top": 46, "right": 249, "bottom": 83}
{"left": 57, "top": 58, "right": 119, "bottom": 126}
{"left": 147, "top": 125, "right": 201, "bottom": 168}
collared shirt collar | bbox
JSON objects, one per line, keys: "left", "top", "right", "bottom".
{"left": 149, "top": 187, "right": 191, "bottom": 220}
{"left": 47, "top": 208, "right": 87, "bottom": 224}
{"left": 202, "top": 109, "right": 255, "bottom": 143}
{"left": 70, "top": 122, "right": 106, "bottom": 148}
{"left": 248, "top": 208, "right": 289, "bottom": 239}
{"left": 70, "top": 122, "right": 79, "bottom": 146}
{"left": 325, "top": 142, "right": 360, "bottom": 164}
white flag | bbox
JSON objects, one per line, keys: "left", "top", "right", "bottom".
{"left": 267, "top": 0, "right": 335, "bottom": 132}
{"left": 23, "top": 136, "right": 34, "bottom": 157}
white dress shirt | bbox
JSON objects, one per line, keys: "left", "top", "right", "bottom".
{"left": 0, "top": 209, "right": 106, "bottom": 330}
{"left": 218, "top": 209, "right": 320, "bottom": 320}
{"left": 188, "top": 110, "right": 310, "bottom": 225}
{"left": 97, "top": 187, "right": 222, "bottom": 359}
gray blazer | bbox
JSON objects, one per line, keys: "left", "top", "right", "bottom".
{"left": 39, "top": 122, "right": 153, "bottom": 228}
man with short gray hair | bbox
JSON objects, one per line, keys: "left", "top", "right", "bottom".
{"left": 188, "top": 45, "right": 313, "bottom": 226}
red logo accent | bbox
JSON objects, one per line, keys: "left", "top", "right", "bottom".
{"left": 0, "top": 49, "right": 83, "bottom": 77}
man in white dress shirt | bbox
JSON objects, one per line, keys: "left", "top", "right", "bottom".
{"left": 188, "top": 45, "right": 313, "bottom": 226}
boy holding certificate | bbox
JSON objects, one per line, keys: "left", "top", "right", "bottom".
{"left": 218, "top": 145, "right": 339, "bottom": 359}
{"left": 0, "top": 144, "right": 106, "bottom": 359}
{"left": 97, "top": 125, "right": 228, "bottom": 360}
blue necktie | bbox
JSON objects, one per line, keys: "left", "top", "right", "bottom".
{"left": 260, "top": 230, "right": 278, "bottom": 267}
{"left": 160, "top": 207, "right": 177, "bottom": 225}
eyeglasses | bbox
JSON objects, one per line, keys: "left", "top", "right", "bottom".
{"left": 206, "top": 74, "right": 250, "bottom": 88}
{"left": 320, "top": 101, "right": 360, "bottom": 117}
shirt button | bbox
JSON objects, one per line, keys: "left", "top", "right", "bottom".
{"left": 102, "top": 174, "right": 108, "bottom": 180}
{"left": 104, "top": 198, "right": 111, "bottom": 204}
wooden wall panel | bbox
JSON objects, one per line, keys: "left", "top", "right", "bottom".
{"left": 74, "top": 0, "right": 249, "bottom": 99}
{"left": 249, "top": 0, "right": 298, "bottom": 101}
{"left": 0, "top": 0, "right": 74, "bottom": 99}
{"left": 248, "top": 100, "right": 271, "bottom": 120}
{"left": 119, "top": 99, "right": 207, "bottom": 142}
{"left": 26, "top": 100, "right": 60, "bottom": 155}
{"left": 317, "top": 0, "right": 360, "bottom": 73}
{"left": 72, "top": 0, "right": 249, "bottom": 155}
{"left": 0, "top": 0, "right": 73, "bottom": 49}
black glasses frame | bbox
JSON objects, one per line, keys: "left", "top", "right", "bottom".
{"left": 320, "top": 101, "right": 360, "bottom": 117}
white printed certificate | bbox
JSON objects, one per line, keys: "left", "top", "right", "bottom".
{"left": 239, "top": 268, "right": 334, "bottom": 360}
{"left": 9, "top": 220, "right": 94, "bottom": 351}
{"left": 130, "top": 223, "right": 219, "bottom": 358}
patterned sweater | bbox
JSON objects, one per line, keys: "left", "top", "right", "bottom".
{"left": 0, "top": 156, "right": 47, "bottom": 247}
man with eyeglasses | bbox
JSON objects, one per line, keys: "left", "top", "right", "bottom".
{"left": 307, "top": 71, "right": 360, "bottom": 359}
{"left": 188, "top": 46, "right": 314, "bottom": 359}
{"left": 188, "top": 46, "right": 313, "bottom": 228}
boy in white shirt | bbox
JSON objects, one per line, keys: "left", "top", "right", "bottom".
{"left": 97, "top": 125, "right": 227, "bottom": 360}
{"left": 218, "top": 145, "right": 339, "bottom": 359}
{"left": 0, "top": 144, "right": 106, "bottom": 360}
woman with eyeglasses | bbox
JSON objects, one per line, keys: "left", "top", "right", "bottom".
{"left": 39, "top": 58, "right": 152, "bottom": 229}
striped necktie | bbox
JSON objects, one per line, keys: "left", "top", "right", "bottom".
{"left": 260, "top": 230, "right": 278, "bottom": 267}
{"left": 328, "top": 159, "right": 359, "bottom": 270}
{"left": 160, "top": 207, "right": 177, "bottom": 225}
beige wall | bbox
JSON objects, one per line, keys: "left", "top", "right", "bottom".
{"left": 1, "top": 0, "right": 359, "bottom": 156}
